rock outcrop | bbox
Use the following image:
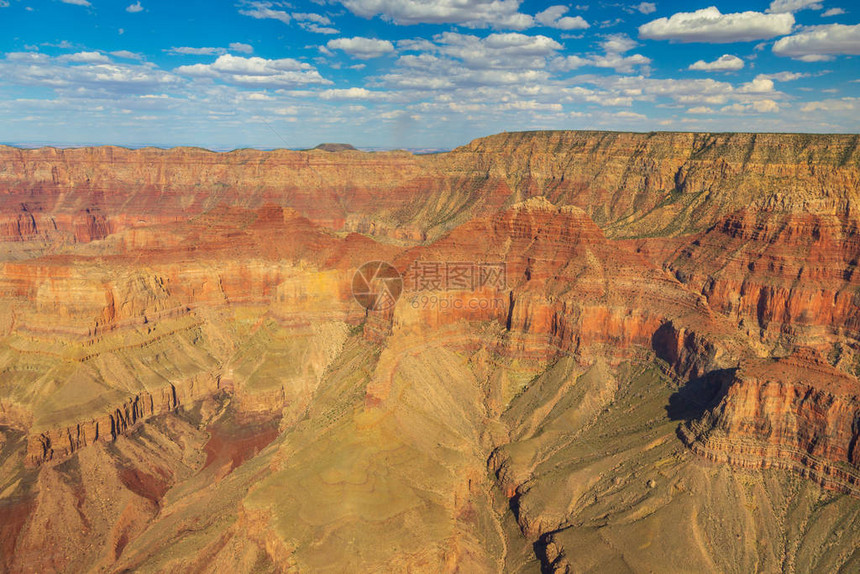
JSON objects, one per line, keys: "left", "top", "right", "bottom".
{"left": 681, "top": 348, "right": 860, "bottom": 495}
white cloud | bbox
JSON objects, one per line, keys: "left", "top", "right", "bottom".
{"left": 738, "top": 75, "right": 775, "bottom": 93}
{"left": 378, "top": 31, "right": 567, "bottom": 100}
{"left": 535, "top": 6, "right": 589, "bottom": 30}
{"left": 497, "top": 100, "right": 562, "bottom": 111}
{"left": 721, "top": 99, "right": 781, "bottom": 112}
{"left": 383, "top": 52, "right": 551, "bottom": 89}
{"left": 174, "top": 54, "right": 331, "bottom": 87}
{"left": 397, "top": 38, "right": 436, "bottom": 51}
{"left": 319, "top": 87, "right": 391, "bottom": 100}
{"left": 168, "top": 47, "right": 227, "bottom": 56}
{"left": 553, "top": 33, "right": 650, "bottom": 73}
{"left": 822, "top": 8, "right": 846, "bottom": 16}
{"left": 0, "top": 52, "right": 179, "bottom": 95}
{"left": 239, "top": 1, "right": 291, "bottom": 24}
{"left": 596, "top": 75, "right": 760, "bottom": 106}
{"left": 687, "top": 106, "right": 715, "bottom": 113}
{"left": 800, "top": 97, "right": 858, "bottom": 112}
{"left": 635, "top": 2, "right": 657, "bottom": 14}
{"left": 126, "top": 1, "right": 143, "bottom": 13}
{"left": 58, "top": 51, "right": 111, "bottom": 64}
{"left": 602, "top": 34, "right": 638, "bottom": 53}
{"left": 773, "top": 24, "right": 860, "bottom": 60}
{"left": 639, "top": 7, "right": 794, "bottom": 43}
{"left": 293, "top": 12, "right": 340, "bottom": 34}
{"left": 294, "top": 12, "right": 332, "bottom": 25}
{"left": 229, "top": 42, "right": 254, "bottom": 54}
{"left": 766, "top": 0, "right": 821, "bottom": 14}
{"left": 110, "top": 50, "right": 144, "bottom": 60}
{"left": 336, "top": 0, "right": 534, "bottom": 29}
{"left": 435, "top": 32, "right": 562, "bottom": 69}
{"left": 238, "top": 4, "right": 339, "bottom": 33}
{"left": 326, "top": 37, "right": 396, "bottom": 59}
{"left": 306, "top": 25, "right": 341, "bottom": 34}
{"left": 60, "top": 0, "right": 91, "bottom": 6}
{"left": 689, "top": 54, "right": 745, "bottom": 71}
{"left": 759, "top": 71, "right": 808, "bottom": 80}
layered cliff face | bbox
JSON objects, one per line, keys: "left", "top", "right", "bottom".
{"left": 3, "top": 131, "right": 858, "bottom": 247}
{"left": 444, "top": 131, "right": 860, "bottom": 236}
{"left": 1, "top": 131, "right": 860, "bottom": 573}
{"left": 681, "top": 349, "right": 860, "bottom": 495}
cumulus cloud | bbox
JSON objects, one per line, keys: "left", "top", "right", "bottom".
{"left": 383, "top": 52, "right": 550, "bottom": 89}
{"left": 687, "top": 106, "right": 715, "bottom": 113}
{"left": 435, "top": 32, "right": 562, "bottom": 69}
{"left": 168, "top": 45, "right": 255, "bottom": 56}
{"left": 822, "top": 8, "right": 846, "bottom": 16}
{"left": 639, "top": 7, "right": 794, "bottom": 43}
{"left": 126, "top": 1, "right": 143, "bottom": 13}
{"left": 58, "top": 51, "right": 111, "bottom": 64}
{"left": 554, "top": 33, "right": 650, "bottom": 73}
{"left": 397, "top": 38, "right": 436, "bottom": 51}
{"left": 319, "top": 87, "right": 392, "bottom": 100}
{"left": 738, "top": 75, "right": 775, "bottom": 93}
{"left": 594, "top": 75, "right": 782, "bottom": 108}
{"left": 800, "top": 97, "right": 858, "bottom": 112}
{"left": 229, "top": 42, "right": 254, "bottom": 54}
{"left": 535, "top": 6, "right": 589, "bottom": 30}
{"left": 773, "top": 23, "right": 860, "bottom": 61}
{"left": 336, "top": 0, "right": 534, "bottom": 29}
{"left": 238, "top": 3, "right": 339, "bottom": 33}
{"left": 634, "top": 2, "right": 657, "bottom": 14}
{"left": 689, "top": 54, "right": 744, "bottom": 71}
{"left": 0, "top": 52, "right": 179, "bottom": 95}
{"left": 758, "top": 71, "right": 808, "bottom": 81}
{"left": 293, "top": 12, "right": 340, "bottom": 34}
{"left": 239, "top": 1, "right": 291, "bottom": 24}
{"left": 174, "top": 54, "right": 330, "bottom": 87}
{"left": 721, "top": 99, "right": 780, "bottom": 112}
{"left": 630, "top": 77, "right": 733, "bottom": 104}
{"left": 326, "top": 37, "right": 396, "bottom": 59}
{"left": 376, "top": 30, "right": 568, "bottom": 103}
{"left": 167, "top": 47, "right": 227, "bottom": 56}
{"left": 110, "top": 50, "right": 144, "bottom": 60}
{"left": 766, "top": 0, "right": 821, "bottom": 14}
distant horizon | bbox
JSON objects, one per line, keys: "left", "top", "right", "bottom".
{"left": 1, "top": 0, "right": 858, "bottom": 150}
{"left": 2, "top": 127, "right": 859, "bottom": 154}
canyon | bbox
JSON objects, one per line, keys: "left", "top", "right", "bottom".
{"left": 0, "top": 130, "right": 859, "bottom": 572}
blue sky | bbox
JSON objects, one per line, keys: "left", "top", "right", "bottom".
{"left": 1, "top": 0, "right": 858, "bottom": 149}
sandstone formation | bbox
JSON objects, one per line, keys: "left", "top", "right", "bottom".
{"left": 0, "top": 131, "right": 859, "bottom": 573}
{"left": 681, "top": 348, "right": 860, "bottom": 495}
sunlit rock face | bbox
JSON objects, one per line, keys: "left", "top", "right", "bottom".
{"left": 1, "top": 131, "right": 860, "bottom": 573}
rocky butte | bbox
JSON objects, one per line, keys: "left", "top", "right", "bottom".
{"left": 0, "top": 130, "right": 859, "bottom": 572}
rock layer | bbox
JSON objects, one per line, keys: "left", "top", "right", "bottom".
{"left": 681, "top": 349, "right": 860, "bottom": 495}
